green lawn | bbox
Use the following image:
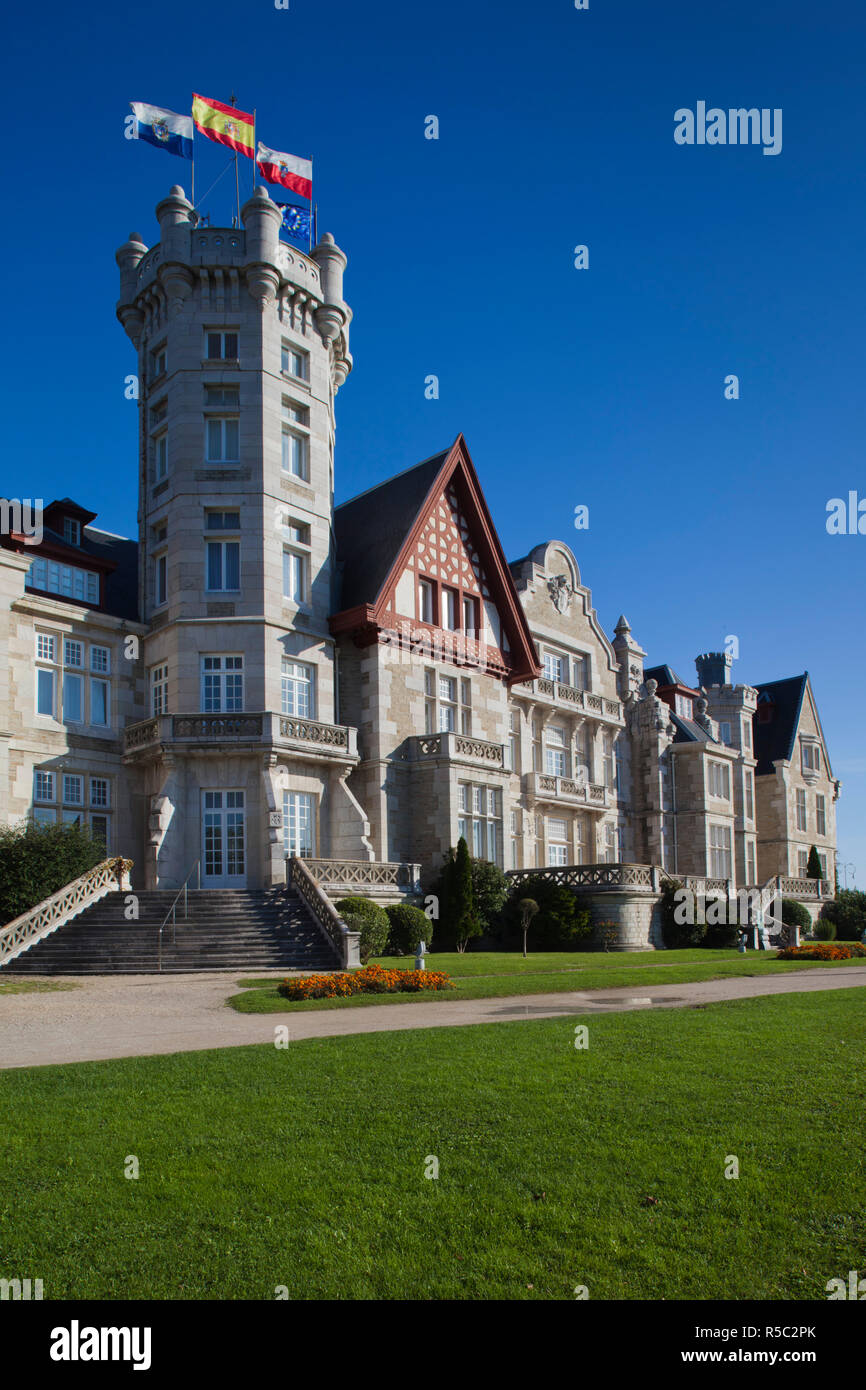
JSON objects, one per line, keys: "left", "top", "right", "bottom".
{"left": 230, "top": 948, "right": 864, "bottom": 1014}
{"left": 1, "top": 989, "right": 864, "bottom": 1299}
{"left": 0, "top": 978, "right": 77, "bottom": 995}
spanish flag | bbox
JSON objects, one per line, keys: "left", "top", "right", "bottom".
{"left": 192, "top": 93, "right": 255, "bottom": 159}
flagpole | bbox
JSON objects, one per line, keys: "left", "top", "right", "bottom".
{"left": 190, "top": 95, "right": 195, "bottom": 209}
{"left": 230, "top": 92, "right": 240, "bottom": 227}
{"left": 313, "top": 201, "right": 317, "bottom": 252}
{"left": 253, "top": 111, "right": 257, "bottom": 196}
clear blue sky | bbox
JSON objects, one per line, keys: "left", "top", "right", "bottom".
{"left": 2, "top": 0, "right": 863, "bottom": 882}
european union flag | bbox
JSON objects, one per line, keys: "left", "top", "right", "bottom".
{"left": 277, "top": 202, "right": 312, "bottom": 251}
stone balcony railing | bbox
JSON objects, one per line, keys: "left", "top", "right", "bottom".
{"left": 776, "top": 876, "right": 834, "bottom": 900}
{"left": 407, "top": 731, "right": 505, "bottom": 769}
{"left": 514, "top": 679, "right": 622, "bottom": 722}
{"left": 123, "top": 712, "right": 358, "bottom": 761}
{"left": 528, "top": 771, "right": 608, "bottom": 808}
{"left": 506, "top": 862, "right": 659, "bottom": 892}
{"left": 297, "top": 858, "right": 423, "bottom": 895}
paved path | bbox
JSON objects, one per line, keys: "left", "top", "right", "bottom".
{"left": 1, "top": 966, "right": 864, "bottom": 1071}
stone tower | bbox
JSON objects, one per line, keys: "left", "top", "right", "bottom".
{"left": 116, "top": 184, "right": 370, "bottom": 890}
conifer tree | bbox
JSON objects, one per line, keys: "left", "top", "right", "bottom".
{"left": 806, "top": 845, "right": 823, "bottom": 880}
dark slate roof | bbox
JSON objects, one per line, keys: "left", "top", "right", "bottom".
{"left": 84, "top": 528, "right": 140, "bottom": 621}
{"left": 334, "top": 448, "right": 450, "bottom": 610}
{"left": 645, "top": 663, "right": 689, "bottom": 689}
{"left": 752, "top": 675, "right": 808, "bottom": 776}
{"left": 670, "top": 712, "right": 716, "bottom": 744}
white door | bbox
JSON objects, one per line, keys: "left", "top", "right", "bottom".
{"left": 202, "top": 790, "right": 247, "bottom": 888}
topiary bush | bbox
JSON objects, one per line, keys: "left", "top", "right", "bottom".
{"left": 0, "top": 821, "right": 107, "bottom": 926}
{"left": 385, "top": 903, "right": 433, "bottom": 955}
{"left": 819, "top": 890, "right": 866, "bottom": 942}
{"left": 780, "top": 898, "right": 813, "bottom": 936}
{"left": 334, "top": 896, "right": 390, "bottom": 963}
{"left": 812, "top": 917, "right": 837, "bottom": 941}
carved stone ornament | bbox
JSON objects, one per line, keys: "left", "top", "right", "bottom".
{"left": 548, "top": 574, "right": 572, "bottom": 614}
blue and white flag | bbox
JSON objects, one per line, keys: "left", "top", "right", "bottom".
{"left": 130, "top": 102, "right": 194, "bottom": 159}
{"left": 277, "top": 202, "right": 313, "bottom": 251}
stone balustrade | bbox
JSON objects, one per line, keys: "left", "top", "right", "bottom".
{"left": 123, "top": 712, "right": 358, "bottom": 760}
{"left": 513, "top": 680, "right": 622, "bottom": 722}
{"left": 528, "top": 771, "right": 608, "bottom": 808}
{"left": 407, "top": 731, "right": 505, "bottom": 769}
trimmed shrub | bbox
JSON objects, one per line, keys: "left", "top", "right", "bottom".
{"left": 806, "top": 845, "right": 824, "bottom": 881}
{"left": 334, "top": 896, "right": 390, "bottom": 964}
{"left": 819, "top": 890, "right": 866, "bottom": 942}
{"left": 703, "top": 918, "right": 739, "bottom": 949}
{"left": 659, "top": 878, "right": 707, "bottom": 949}
{"left": 812, "top": 917, "right": 837, "bottom": 941}
{"left": 780, "top": 898, "right": 813, "bottom": 935}
{"left": 385, "top": 903, "right": 433, "bottom": 955}
{"left": 505, "top": 875, "right": 592, "bottom": 950}
{"left": 0, "top": 821, "right": 106, "bottom": 926}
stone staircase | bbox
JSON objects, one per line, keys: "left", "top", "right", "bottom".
{"left": 1, "top": 888, "right": 340, "bottom": 975}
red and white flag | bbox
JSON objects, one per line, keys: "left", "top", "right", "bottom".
{"left": 256, "top": 142, "right": 313, "bottom": 200}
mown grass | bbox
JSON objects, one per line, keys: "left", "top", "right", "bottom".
{"left": 0, "top": 990, "right": 863, "bottom": 1300}
{"left": 0, "top": 978, "right": 77, "bottom": 995}
{"left": 230, "top": 949, "right": 864, "bottom": 1014}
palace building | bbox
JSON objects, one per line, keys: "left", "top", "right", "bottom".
{"left": 0, "top": 185, "right": 840, "bottom": 951}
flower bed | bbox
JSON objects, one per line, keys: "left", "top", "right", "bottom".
{"left": 776, "top": 942, "right": 866, "bottom": 962}
{"left": 278, "top": 962, "right": 456, "bottom": 1001}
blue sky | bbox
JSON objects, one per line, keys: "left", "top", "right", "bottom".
{"left": 1, "top": 0, "right": 863, "bottom": 881}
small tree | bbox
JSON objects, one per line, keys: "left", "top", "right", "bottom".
{"left": 806, "top": 846, "right": 824, "bottom": 881}
{"left": 518, "top": 897, "right": 539, "bottom": 957}
{"left": 449, "top": 837, "right": 482, "bottom": 953}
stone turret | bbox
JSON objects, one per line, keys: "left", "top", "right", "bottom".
{"left": 612, "top": 614, "right": 646, "bottom": 702}
{"left": 695, "top": 651, "right": 732, "bottom": 688}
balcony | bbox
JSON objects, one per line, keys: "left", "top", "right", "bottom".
{"left": 513, "top": 679, "right": 622, "bottom": 722}
{"left": 528, "top": 771, "right": 608, "bottom": 808}
{"left": 406, "top": 731, "right": 505, "bottom": 770}
{"left": 123, "top": 712, "right": 358, "bottom": 762}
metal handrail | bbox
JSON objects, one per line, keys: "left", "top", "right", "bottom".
{"left": 157, "top": 860, "right": 201, "bottom": 972}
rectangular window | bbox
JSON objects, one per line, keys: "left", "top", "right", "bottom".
{"left": 90, "top": 646, "right": 110, "bottom": 674}
{"left": 155, "top": 553, "right": 167, "bottom": 606}
{"left": 63, "top": 517, "right": 81, "bottom": 546}
{"left": 155, "top": 432, "right": 168, "bottom": 480}
{"left": 281, "top": 400, "right": 310, "bottom": 480}
{"left": 572, "top": 654, "right": 589, "bottom": 691}
{"left": 798, "top": 850, "right": 808, "bottom": 877}
{"left": 719, "top": 721, "right": 732, "bottom": 745}
{"left": 281, "top": 660, "right": 314, "bottom": 718}
{"left": 206, "top": 330, "right": 239, "bottom": 360}
{"left": 419, "top": 579, "right": 434, "bottom": 624}
{"left": 281, "top": 343, "right": 309, "bottom": 379}
{"left": 64, "top": 640, "right": 84, "bottom": 668}
{"left": 282, "top": 549, "right": 309, "bottom": 604}
{"left": 90, "top": 679, "right": 109, "bottom": 727}
{"left": 283, "top": 791, "right": 315, "bottom": 857}
{"left": 745, "top": 770, "right": 754, "bottom": 821}
{"left": 708, "top": 761, "right": 730, "bottom": 799}
{"left": 63, "top": 672, "right": 84, "bottom": 723}
{"left": 206, "top": 415, "right": 240, "bottom": 463}
{"left": 27, "top": 558, "right": 100, "bottom": 605}
{"left": 201, "top": 656, "right": 244, "bottom": 713}
{"left": 802, "top": 743, "right": 821, "bottom": 773}
{"left": 709, "top": 824, "right": 733, "bottom": 879}
{"left": 36, "top": 667, "right": 55, "bottom": 716}
{"left": 743, "top": 719, "right": 752, "bottom": 751}
{"left": 63, "top": 774, "right": 83, "bottom": 806}
{"left": 36, "top": 633, "right": 56, "bottom": 662}
{"left": 206, "top": 540, "right": 240, "bottom": 591}
{"left": 151, "top": 664, "right": 168, "bottom": 716}
{"left": 796, "top": 788, "right": 807, "bottom": 832}
{"left": 441, "top": 588, "right": 458, "bottom": 631}
{"left": 462, "top": 595, "right": 478, "bottom": 635}
{"left": 90, "top": 815, "right": 109, "bottom": 851}
{"left": 438, "top": 676, "right": 457, "bottom": 732}
{"left": 34, "top": 770, "right": 54, "bottom": 802}
{"left": 675, "top": 694, "right": 694, "bottom": 720}
{"left": 746, "top": 840, "right": 756, "bottom": 885}
{"left": 603, "top": 734, "right": 615, "bottom": 791}
{"left": 543, "top": 652, "right": 567, "bottom": 684}
{"left": 150, "top": 345, "right": 166, "bottom": 378}
{"left": 458, "top": 781, "right": 502, "bottom": 865}
{"left": 90, "top": 778, "right": 110, "bottom": 808}
{"left": 32, "top": 806, "right": 56, "bottom": 826}
{"left": 816, "top": 794, "right": 826, "bottom": 837}
{"left": 206, "top": 511, "right": 241, "bottom": 531}
{"left": 544, "top": 724, "right": 567, "bottom": 778}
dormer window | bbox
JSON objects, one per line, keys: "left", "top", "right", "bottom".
{"left": 63, "top": 518, "right": 81, "bottom": 546}
{"left": 801, "top": 742, "right": 821, "bottom": 776}
{"left": 675, "top": 694, "right": 693, "bottom": 720}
